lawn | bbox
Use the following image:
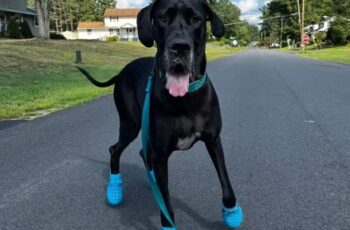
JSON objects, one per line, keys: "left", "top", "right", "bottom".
{"left": 280, "top": 44, "right": 350, "bottom": 65}
{"left": 299, "top": 45, "right": 350, "bottom": 65}
{"left": 0, "top": 39, "right": 243, "bottom": 120}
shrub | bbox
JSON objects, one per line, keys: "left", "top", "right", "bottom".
{"left": 7, "top": 19, "right": 33, "bottom": 39}
{"left": 20, "top": 21, "right": 33, "bottom": 38}
{"left": 107, "top": 36, "right": 119, "bottom": 42}
{"left": 50, "top": 33, "right": 66, "bottom": 40}
{"left": 7, "top": 20, "right": 22, "bottom": 38}
{"left": 327, "top": 17, "right": 350, "bottom": 45}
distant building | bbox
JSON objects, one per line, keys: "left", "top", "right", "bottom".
{"left": 77, "top": 8, "right": 140, "bottom": 41}
{"left": 0, "top": 0, "right": 38, "bottom": 36}
{"left": 304, "top": 16, "right": 336, "bottom": 35}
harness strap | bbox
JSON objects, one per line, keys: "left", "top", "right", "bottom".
{"left": 142, "top": 75, "right": 175, "bottom": 227}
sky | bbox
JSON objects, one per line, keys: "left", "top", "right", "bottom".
{"left": 117, "top": 0, "right": 270, "bottom": 24}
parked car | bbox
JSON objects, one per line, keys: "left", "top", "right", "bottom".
{"left": 269, "top": 43, "right": 280, "bottom": 48}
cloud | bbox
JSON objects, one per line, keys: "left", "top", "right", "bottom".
{"left": 231, "top": 0, "right": 268, "bottom": 24}
{"left": 117, "top": 0, "right": 148, "bottom": 8}
{"left": 115, "top": 0, "right": 269, "bottom": 24}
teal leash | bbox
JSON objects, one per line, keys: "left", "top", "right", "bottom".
{"left": 142, "top": 75, "right": 175, "bottom": 227}
{"left": 141, "top": 72, "right": 207, "bottom": 227}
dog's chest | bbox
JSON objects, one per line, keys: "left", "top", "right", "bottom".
{"left": 176, "top": 132, "right": 201, "bottom": 150}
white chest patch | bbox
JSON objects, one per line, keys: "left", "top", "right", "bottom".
{"left": 176, "top": 132, "right": 201, "bottom": 150}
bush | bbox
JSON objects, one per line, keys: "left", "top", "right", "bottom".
{"left": 107, "top": 36, "right": 119, "bottom": 42}
{"left": 20, "top": 21, "right": 33, "bottom": 38}
{"left": 327, "top": 17, "right": 350, "bottom": 45}
{"left": 6, "top": 19, "right": 33, "bottom": 39}
{"left": 7, "top": 20, "right": 22, "bottom": 38}
{"left": 50, "top": 33, "right": 66, "bottom": 40}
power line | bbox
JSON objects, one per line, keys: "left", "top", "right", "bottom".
{"left": 224, "top": 13, "right": 298, "bottom": 26}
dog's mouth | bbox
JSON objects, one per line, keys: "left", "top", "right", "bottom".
{"left": 165, "top": 72, "right": 190, "bottom": 97}
{"left": 164, "top": 54, "right": 193, "bottom": 97}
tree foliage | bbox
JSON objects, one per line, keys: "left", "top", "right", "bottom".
{"left": 209, "top": 0, "right": 259, "bottom": 44}
{"left": 327, "top": 17, "right": 350, "bottom": 45}
{"left": 260, "top": 0, "right": 350, "bottom": 45}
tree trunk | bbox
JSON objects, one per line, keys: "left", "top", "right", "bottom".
{"left": 35, "top": 0, "right": 50, "bottom": 39}
{"left": 44, "top": 0, "right": 51, "bottom": 36}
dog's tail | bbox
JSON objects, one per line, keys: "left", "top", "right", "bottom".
{"left": 77, "top": 67, "right": 117, "bottom": 88}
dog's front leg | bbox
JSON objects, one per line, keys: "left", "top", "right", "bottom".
{"left": 153, "top": 154, "right": 176, "bottom": 229}
{"left": 205, "top": 136, "right": 236, "bottom": 207}
{"left": 205, "top": 136, "right": 243, "bottom": 228}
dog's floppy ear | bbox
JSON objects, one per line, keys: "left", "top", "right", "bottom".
{"left": 202, "top": 1, "right": 225, "bottom": 38}
{"left": 137, "top": 4, "right": 154, "bottom": 47}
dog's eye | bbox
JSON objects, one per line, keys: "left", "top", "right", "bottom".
{"left": 191, "top": 16, "right": 201, "bottom": 24}
{"left": 159, "top": 15, "right": 169, "bottom": 24}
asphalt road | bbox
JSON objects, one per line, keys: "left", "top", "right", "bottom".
{"left": 1, "top": 49, "right": 349, "bottom": 230}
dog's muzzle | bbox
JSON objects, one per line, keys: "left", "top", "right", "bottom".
{"left": 164, "top": 40, "right": 193, "bottom": 97}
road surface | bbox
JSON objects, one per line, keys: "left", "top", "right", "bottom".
{"left": 1, "top": 49, "right": 349, "bottom": 230}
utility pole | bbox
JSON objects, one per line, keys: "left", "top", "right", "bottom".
{"left": 301, "top": 0, "right": 305, "bottom": 50}
{"left": 280, "top": 15, "right": 284, "bottom": 49}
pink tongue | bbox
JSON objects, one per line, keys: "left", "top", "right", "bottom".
{"left": 165, "top": 73, "right": 190, "bottom": 97}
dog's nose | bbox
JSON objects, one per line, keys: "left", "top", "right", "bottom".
{"left": 168, "top": 40, "right": 191, "bottom": 52}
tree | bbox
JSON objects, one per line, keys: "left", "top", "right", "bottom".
{"left": 327, "top": 17, "right": 350, "bottom": 45}
{"left": 209, "top": 0, "right": 241, "bottom": 38}
{"left": 35, "top": 0, "right": 51, "bottom": 39}
{"left": 27, "top": 0, "right": 35, "bottom": 8}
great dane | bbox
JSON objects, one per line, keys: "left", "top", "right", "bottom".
{"left": 78, "top": 0, "right": 243, "bottom": 229}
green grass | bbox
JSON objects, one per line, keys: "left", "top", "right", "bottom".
{"left": 299, "top": 45, "right": 350, "bottom": 65}
{"left": 280, "top": 44, "right": 350, "bottom": 65}
{"left": 0, "top": 40, "right": 242, "bottom": 120}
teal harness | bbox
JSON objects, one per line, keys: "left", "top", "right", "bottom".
{"left": 141, "top": 72, "right": 207, "bottom": 227}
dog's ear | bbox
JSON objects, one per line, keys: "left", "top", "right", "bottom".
{"left": 202, "top": 1, "right": 225, "bottom": 38}
{"left": 137, "top": 4, "right": 154, "bottom": 47}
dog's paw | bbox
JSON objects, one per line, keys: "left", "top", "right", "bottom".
{"left": 106, "top": 174, "right": 123, "bottom": 206}
{"left": 161, "top": 227, "right": 176, "bottom": 230}
{"left": 222, "top": 203, "right": 243, "bottom": 229}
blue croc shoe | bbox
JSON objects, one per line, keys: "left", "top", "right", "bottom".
{"left": 106, "top": 174, "right": 123, "bottom": 206}
{"left": 222, "top": 203, "right": 243, "bottom": 229}
{"left": 161, "top": 227, "right": 176, "bottom": 230}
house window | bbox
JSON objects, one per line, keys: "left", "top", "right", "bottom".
{"left": 87, "top": 29, "right": 92, "bottom": 35}
{"left": 110, "top": 17, "right": 119, "bottom": 22}
{"left": 34, "top": 17, "right": 39, "bottom": 27}
{"left": 319, "top": 22, "right": 324, "bottom": 29}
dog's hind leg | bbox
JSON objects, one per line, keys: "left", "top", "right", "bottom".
{"left": 205, "top": 136, "right": 243, "bottom": 228}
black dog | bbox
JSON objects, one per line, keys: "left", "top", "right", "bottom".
{"left": 78, "top": 0, "right": 243, "bottom": 229}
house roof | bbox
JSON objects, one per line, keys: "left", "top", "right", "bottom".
{"left": 0, "top": 7, "right": 37, "bottom": 16}
{"left": 104, "top": 8, "right": 140, "bottom": 17}
{"left": 120, "top": 23, "right": 136, "bottom": 28}
{"left": 77, "top": 22, "right": 105, "bottom": 29}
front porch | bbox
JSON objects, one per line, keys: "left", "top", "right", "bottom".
{"left": 119, "top": 23, "right": 138, "bottom": 41}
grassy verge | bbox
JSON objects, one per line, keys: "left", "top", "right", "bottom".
{"left": 0, "top": 40, "right": 243, "bottom": 120}
{"left": 280, "top": 44, "right": 350, "bottom": 65}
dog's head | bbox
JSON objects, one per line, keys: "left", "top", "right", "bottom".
{"left": 137, "top": 0, "right": 224, "bottom": 97}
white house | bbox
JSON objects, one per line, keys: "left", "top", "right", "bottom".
{"left": 77, "top": 8, "right": 140, "bottom": 41}
{"left": 304, "top": 16, "right": 336, "bottom": 35}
